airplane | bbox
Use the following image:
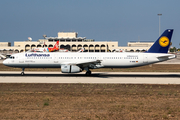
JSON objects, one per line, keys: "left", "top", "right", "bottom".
{"left": 77, "top": 48, "right": 85, "bottom": 52}
{"left": 3, "top": 29, "right": 176, "bottom": 76}
{"left": 29, "top": 41, "right": 59, "bottom": 52}
{"left": 112, "top": 49, "right": 124, "bottom": 52}
{"left": 58, "top": 47, "right": 84, "bottom": 52}
{"left": 0, "top": 54, "right": 6, "bottom": 59}
{"left": 59, "top": 48, "right": 69, "bottom": 52}
{"left": 47, "top": 41, "right": 59, "bottom": 52}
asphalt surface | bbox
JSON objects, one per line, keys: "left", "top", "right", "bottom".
{"left": 0, "top": 71, "right": 180, "bottom": 84}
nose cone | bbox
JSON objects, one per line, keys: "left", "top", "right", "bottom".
{"left": 3, "top": 59, "right": 8, "bottom": 66}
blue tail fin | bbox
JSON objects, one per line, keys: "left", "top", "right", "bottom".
{"left": 146, "top": 29, "right": 173, "bottom": 53}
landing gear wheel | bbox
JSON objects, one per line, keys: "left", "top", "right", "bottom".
{"left": 21, "top": 72, "right": 25, "bottom": 76}
{"left": 21, "top": 68, "right": 25, "bottom": 76}
{"left": 86, "top": 71, "right": 91, "bottom": 76}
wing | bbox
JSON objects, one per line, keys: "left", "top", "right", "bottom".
{"left": 61, "top": 60, "right": 102, "bottom": 69}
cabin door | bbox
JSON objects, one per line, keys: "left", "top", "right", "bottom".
{"left": 54, "top": 54, "right": 58, "bottom": 63}
{"left": 19, "top": 53, "right": 24, "bottom": 63}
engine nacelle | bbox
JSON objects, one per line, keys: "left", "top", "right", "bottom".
{"left": 61, "top": 65, "right": 82, "bottom": 73}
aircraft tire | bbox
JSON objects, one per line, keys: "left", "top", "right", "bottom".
{"left": 21, "top": 72, "right": 25, "bottom": 76}
{"left": 86, "top": 71, "right": 91, "bottom": 76}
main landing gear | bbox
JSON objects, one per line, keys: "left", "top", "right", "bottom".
{"left": 85, "top": 67, "right": 92, "bottom": 76}
{"left": 21, "top": 68, "right": 25, "bottom": 76}
{"left": 86, "top": 70, "right": 91, "bottom": 76}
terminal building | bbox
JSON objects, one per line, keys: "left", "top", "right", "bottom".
{"left": 0, "top": 32, "right": 154, "bottom": 56}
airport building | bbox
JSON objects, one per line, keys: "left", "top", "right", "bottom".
{"left": 0, "top": 32, "right": 154, "bottom": 56}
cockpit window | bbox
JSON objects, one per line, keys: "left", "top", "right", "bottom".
{"left": 9, "top": 56, "right": 15, "bottom": 59}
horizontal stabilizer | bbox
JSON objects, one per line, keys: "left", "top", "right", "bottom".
{"left": 157, "top": 54, "right": 176, "bottom": 59}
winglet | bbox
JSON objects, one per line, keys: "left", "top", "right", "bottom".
{"left": 146, "top": 29, "right": 173, "bottom": 53}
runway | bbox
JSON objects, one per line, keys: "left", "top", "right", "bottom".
{"left": 0, "top": 71, "right": 180, "bottom": 84}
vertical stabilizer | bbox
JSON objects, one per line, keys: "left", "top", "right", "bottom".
{"left": 53, "top": 41, "right": 59, "bottom": 49}
{"left": 146, "top": 29, "right": 173, "bottom": 53}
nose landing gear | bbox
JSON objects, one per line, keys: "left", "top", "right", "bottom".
{"left": 21, "top": 68, "right": 25, "bottom": 76}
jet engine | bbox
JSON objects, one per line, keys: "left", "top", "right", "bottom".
{"left": 61, "top": 65, "right": 82, "bottom": 73}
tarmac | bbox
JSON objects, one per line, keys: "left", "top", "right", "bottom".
{"left": 0, "top": 71, "right": 180, "bottom": 84}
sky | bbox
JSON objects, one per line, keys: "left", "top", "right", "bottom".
{"left": 0, "top": 0, "right": 180, "bottom": 48}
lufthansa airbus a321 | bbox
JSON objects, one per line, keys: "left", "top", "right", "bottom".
{"left": 3, "top": 29, "right": 176, "bottom": 75}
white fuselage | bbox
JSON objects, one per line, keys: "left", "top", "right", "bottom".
{"left": 3, "top": 52, "right": 175, "bottom": 68}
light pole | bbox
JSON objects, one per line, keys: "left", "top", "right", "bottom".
{"left": 158, "top": 14, "right": 162, "bottom": 36}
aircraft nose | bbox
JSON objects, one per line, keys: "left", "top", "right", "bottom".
{"left": 3, "top": 59, "right": 8, "bottom": 66}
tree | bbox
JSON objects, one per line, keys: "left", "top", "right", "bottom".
{"left": 169, "top": 47, "right": 176, "bottom": 52}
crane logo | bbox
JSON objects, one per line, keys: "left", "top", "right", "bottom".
{"left": 159, "top": 36, "right": 169, "bottom": 47}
